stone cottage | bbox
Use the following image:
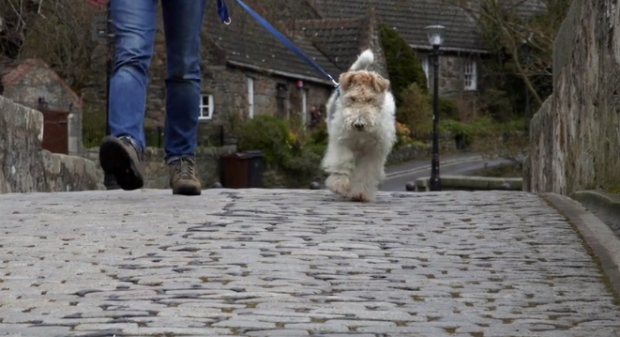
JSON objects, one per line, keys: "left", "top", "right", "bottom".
{"left": 0, "top": 58, "right": 83, "bottom": 155}
{"left": 83, "top": 0, "right": 390, "bottom": 147}
{"left": 309, "top": 0, "right": 546, "bottom": 99}
{"left": 138, "top": 1, "right": 388, "bottom": 145}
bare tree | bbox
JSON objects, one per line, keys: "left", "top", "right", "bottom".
{"left": 445, "top": 0, "right": 571, "bottom": 107}
{"left": 0, "top": 0, "right": 106, "bottom": 92}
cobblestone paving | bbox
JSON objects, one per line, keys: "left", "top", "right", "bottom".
{"left": 0, "top": 189, "right": 619, "bottom": 337}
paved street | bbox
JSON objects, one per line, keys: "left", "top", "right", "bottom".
{"left": 385, "top": 153, "right": 484, "bottom": 177}
{"left": 382, "top": 155, "right": 511, "bottom": 191}
{"left": 1, "top": 189, "right": 619, "bottom": 337}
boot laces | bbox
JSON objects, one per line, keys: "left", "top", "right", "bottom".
{"left": 174, "top": 157, "right": 194, "bottom": 180}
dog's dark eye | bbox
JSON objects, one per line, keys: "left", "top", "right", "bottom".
{"left": 350, "top": 97, "right": 357, "bottom": 102}
{"left": 365, "top": 98, "right": 373, "bottom": 103}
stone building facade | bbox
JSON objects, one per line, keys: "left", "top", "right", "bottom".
{"left": 310, "top": 0, "right": 545, "bottom": 111}
{"left": 1, "top": 58, "right": 83, "bottom": 155}
{"left": 417, "top": 51, "right": 484, "bottom": 98}
{"left": 81, "top": 1, "right": 387, "bottom": 148}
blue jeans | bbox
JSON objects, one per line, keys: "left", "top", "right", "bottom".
{"left": 109, "top": 0, "right": 206, "bottom": 163}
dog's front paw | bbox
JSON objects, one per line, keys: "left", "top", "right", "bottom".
{"left": 349, "top": 192, "right": 372, "bottom": 203}
{"left": 326, "top": 174, "right": 350, "bottom": 196}
{"left": 345, "top": 178, "right": 378, "bottom": 202}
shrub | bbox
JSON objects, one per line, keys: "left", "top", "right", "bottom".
{"left": 236, "top": 115, "right": 292, "bottom": 165}
{"left": 307, "top": 121, "right": 328, "bottom": 156}
{"left": 396, "top": 83, "right": 433, "bottom": 139}
{"left": 379, "top": 24, "right": 428, "bottom": 104}
{"left": 395, "top": 122, "right": 415, "bottom": 149}
{"left": 423, "top": 96, "right": 460, "bottom": 120}
{"left": 438, "top": 97, "right": 459, "bottom": 120}
{"left": 235, "top": 115, "right": 324, "bottom": 186}
{"left": 478, "top": 88, "right": 513, "bottom": 121}
{"left": 439, "top": 117, "right": 494, "bottom": 139}
{"left": 308, "top": 120, "right": 328, "bottom": 146}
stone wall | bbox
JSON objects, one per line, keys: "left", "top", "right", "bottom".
{"left": 82, "top": 145, "right": 237, "bottom": 190}
{"left": 0, "top": 95, "right": 102, "bottom": 193}
{"left": 526, "top": 0, "right": 620, "bottom": 194}
{"left": 42, "top": 150, "right": 103, "bottom": 192}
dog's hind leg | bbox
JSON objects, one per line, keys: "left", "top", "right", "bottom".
{"left": 346, "top": 153, "right": 386, "bottom": 202}
{"left": 322, "top": 141, "right": 355, "bottom": 196}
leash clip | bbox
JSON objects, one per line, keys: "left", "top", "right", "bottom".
{"left": 329, "top": 76, "right": 340, "bottom": 96}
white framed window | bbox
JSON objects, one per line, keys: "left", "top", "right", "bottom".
{"left": 464, "top": 60, "right": 477, "bottom": 91}
{"left": 247, "top": 77, "right": 254, "bottom": 119}
{"left": 199, "top": 94, "right": 214, "bottom": 120}
{"left": 301, "top": 88, "right": 308, "bottom": 129}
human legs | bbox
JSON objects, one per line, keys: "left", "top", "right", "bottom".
{"left": 161, "top": 0, "right": 207, "bottom": 195}
{"left": 99, "top": 0, "right": 157, "bottom": 190}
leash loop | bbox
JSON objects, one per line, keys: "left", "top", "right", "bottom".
{"left": 216, "top": 0, "right": 232, "bottom": 25}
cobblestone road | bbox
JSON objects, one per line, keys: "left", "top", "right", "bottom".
{"left": 0, "top": 189, "right": 619, "bottom": 337}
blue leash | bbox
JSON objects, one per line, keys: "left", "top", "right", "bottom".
{"left": 215, "top": 0, "right": 340, "bottom": 92}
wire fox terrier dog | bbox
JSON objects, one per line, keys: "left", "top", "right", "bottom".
{"left": 322, "top": 49, "right": 397, "bottom": 202}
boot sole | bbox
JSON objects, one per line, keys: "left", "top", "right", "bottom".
{"left": 99, "top": 136, "right": 144, "bottom": 191}
{"left": 172, "top": 185, "right": 202, "bottom": 196}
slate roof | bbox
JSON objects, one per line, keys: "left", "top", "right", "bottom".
{"left": 202, "top": 0, "right": 547, "bottom": 81}
{"left": 294, "top": 18, "right": 370, "bottom": 71}
{"left": 204, "top": 1, "right": 342, "bottom": 84}
{"left": 0, "top": 57, "right": 20, "bottom": 85}
{"left": 308, "top": 0, "right": 486, "bottom": 53}
{"left": 0, "top": 57, "right": 38, "bottom": 89}
{"left": 308, "top": 0, "right": 546, "bottom": 53}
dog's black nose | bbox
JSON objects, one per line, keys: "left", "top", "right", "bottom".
{"left": 354, "top": 123, "right": 364, "bottom": 130}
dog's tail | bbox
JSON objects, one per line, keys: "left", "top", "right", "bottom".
{"left": 349, "top": 49, "right": 374, "bottom": 71}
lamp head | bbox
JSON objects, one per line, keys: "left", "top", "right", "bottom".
{"left": 425, "top": 25, "right": 445, "bottom": 47}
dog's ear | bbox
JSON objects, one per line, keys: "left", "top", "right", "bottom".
{"left": 371, "top": 75, "right": 390, "bottom": 93}
{"left": 339, "top": 72, "right": 356, "bottom": 91}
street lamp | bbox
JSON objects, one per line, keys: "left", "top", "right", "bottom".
{"left": 425, "top": 24, "right": 444, "bottom": 192}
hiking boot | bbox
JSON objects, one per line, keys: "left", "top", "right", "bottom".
{"left": 169, "top": 156, "right": 202, "bottom": 195}
{"left": 99, "top": 135, "right": 144, "bottom": 191}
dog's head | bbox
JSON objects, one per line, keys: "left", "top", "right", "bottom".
{"left": 338, "top": 70, "right": 390, "bottom": 132}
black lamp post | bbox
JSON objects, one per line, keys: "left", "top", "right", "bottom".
{"left": 425, "top": 24, "right": 444, "bottom": 192}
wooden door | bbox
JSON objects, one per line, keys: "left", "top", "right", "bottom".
{"left": 41, "top": 109, "right": 69, "bottom": 154}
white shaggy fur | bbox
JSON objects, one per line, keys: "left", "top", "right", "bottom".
{"left": 321, "top": 49, "right": 397, "bottom": 202}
